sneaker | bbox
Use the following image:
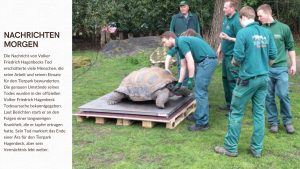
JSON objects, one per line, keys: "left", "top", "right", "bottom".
{"left": 284, "top": 124, "right": 295, "bottom": 134}
{"left": 214, "top": 146, "right": 238, "bottom": 157}
{"left": 186, "top": 114, "right": 195, "bottom": 121}
{"left": 187, "top": 123, "right": 209, "bottom": 131}
{"left": 249, "top": 148, "right": 261, "bottom": 158}
{"left": 269, "top": 125, "right": 278, "bottom": 133}
{"left": 218, "top": 104, "right": 230, "bottom": 111}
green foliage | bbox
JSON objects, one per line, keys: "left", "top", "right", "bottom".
{"left": 72, "top": 0, "right": 214, "bottom": 37}
{"left": 243, "top": 0, "right": 259, "bottom": 6}
{"left": 296, "top": 42, "right": 300, "bottom": 55}
{"left": 73, "top": 0, "right": 104, "bottom": 35}
{"left": 243, "top": 0, "right": 300, "bottom": 33}
{"left": 73, "top": 0, "right": 300, "bottom": 39}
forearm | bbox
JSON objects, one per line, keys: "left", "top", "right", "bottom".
{"left": 187, "top": 59, "right": 195, "bottom": 78}
{"left": 288, "top": 51, "right": 296, "bottom": 67}
{"left": 165, "top": 55, "right": 172, "bottom": 70}
{"left": 227, "top": 37, "right": 236, "bottom": 42}
{"left": 217, "top": 43, "right": 221, "bottom": 53}
{"left": 288, "top": 51, "right": 297, "bottom": 75}
{"left": 220, "top": 32, "right": 236, "bottom": 42}
{"left": 178, "top": 59, "right": 187, "bottom": 82}
{"left": 185, "top": 52, "right": 195, "bottom": 78}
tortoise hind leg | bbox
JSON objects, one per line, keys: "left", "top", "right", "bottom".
{"left": 107, "top": 91, "right": 126, "bottom": 105}
{"left": 153, "top": 88, "right": 170, "bottom": 109}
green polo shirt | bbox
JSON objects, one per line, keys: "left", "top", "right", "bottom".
{"left": 221, "top": 12, "right": 242, "bottom": 56}
{"left": 170, "top": 12, "right": 201, "bottom": 37}
{"left": 262, "top": 20, "right": 295, "bottom": 67}
{"left": 167, "top": 35, "right": 202, "bottom": 57}
{"left": 233, "top": 22, "right": 277, "bottom": 80}
{"left": 175, "top": 37, "right": 216, "bottom": 62}
{"left": 167, "top": 47, "right": 177, "bottom": 57}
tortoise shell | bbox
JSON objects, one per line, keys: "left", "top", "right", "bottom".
{"left": 115, "top": 67, "right": 176, "bottom": 101}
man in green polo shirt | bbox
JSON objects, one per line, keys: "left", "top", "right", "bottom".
{"left": 161, "top": 31, "right": 217, "bottom": 131}
{"left": 165, "top": 29, "right": 202, "bottom": 73}
{"left": 215, "top": 6, "right": 277, "bottom": 157}
{"left": 257, "top": 4, "right": 297, "bottom": 134}
{"left": 169, "top": 1, "right": 201, "bottom": 84}
{"left": 217, "top": 0, "right": 242, "bottom": 112}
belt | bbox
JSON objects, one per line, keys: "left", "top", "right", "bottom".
{"left": 239, "top": 74, "right": 265, "bottom": 81}
{"left": 248, "top": 74, "right": 265, "bottom": 80}
{"left": 236, "top": 74, "right": 265, "bottom": 86}
{"left": 198, "top": 56, "right": 216, "bottom": 63}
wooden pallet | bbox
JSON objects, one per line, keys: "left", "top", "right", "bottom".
{"left": 74, "top": 99, "right": 196, "bottom": 129}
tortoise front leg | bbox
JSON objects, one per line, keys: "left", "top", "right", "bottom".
{"left": 107, "top": 91, "right": 126, "bottom": 105}
{"left": 153, "top": 88, "right": 170, "bottom": 109}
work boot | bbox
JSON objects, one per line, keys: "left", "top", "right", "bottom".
{"left": 187, "top": 123, "right": 209, "bottom": 131}
{"left": 284, "top": 124, "right": 295, "bottom": 134}
{"left": 249, "top": 148, "right": 261, "bottom": 158}
{"left": 186, "top": 114, "right": 195, "bottom": 121}
{"left": 214, "top": 146, "right": 238, "bottom": 157}
{"left": 218, "top": 104, "right": 230, "bottom": 111}
{"left": 269, "top": 125, "right": 278, "bottom": 133}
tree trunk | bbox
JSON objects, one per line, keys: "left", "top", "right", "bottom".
{"left": 118, "top": 32, "right": 124, "bottom": 40}
{"left": 105, "top": 32, "right": 111, "bottom": 43}
{"left": 209, "top": 0, "right": 225, "bottom": 49}
{"left": 100, "top": 31, "right": 106, "bottom": 48}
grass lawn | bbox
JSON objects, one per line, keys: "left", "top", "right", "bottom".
{"left": 72, "top": 49, "right": 300, "bottom": 169}
{"left": 296, "top": 42, "right": 300, "bottom": 55}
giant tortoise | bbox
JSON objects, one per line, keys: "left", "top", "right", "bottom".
{"left": 107, "top": 67, "right": 190, "bottom": 108}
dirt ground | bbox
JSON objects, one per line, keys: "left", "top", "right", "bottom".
{"left": 101, "top": 36, "right": 161, "bottom": 57}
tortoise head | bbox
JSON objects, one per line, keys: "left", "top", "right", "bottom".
{"left": 167, "top": 81, "right": 192, "bottom": 96}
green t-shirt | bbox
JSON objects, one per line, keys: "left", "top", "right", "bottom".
{"left": 221, "top": 12, "right": 242, "bottom": 56}
{"left": 262, "top": 20, "right": 295, "bottom": 67}
{"left": 233, "top": 22, "right": 277, "bottom": 80}
{"left": 175, "top": 37, "right": 216, "bottom": 62}
{"left": 167, "top": 47, "right": 177, "bottom": 57}
{"left": 167, "top": 35, "right": 203, "bottom": 57}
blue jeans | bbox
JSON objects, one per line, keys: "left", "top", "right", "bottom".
{"left": 193, "top": 58, "right": 217, "bottom": 125}
{"left": 266, "top": 67, "right": 292, "bottom": 126}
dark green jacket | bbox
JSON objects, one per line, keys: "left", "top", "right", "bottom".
{"left": 233, "top": 22, "right": 277, "bottom": 80}
{"left": 170, "top": 12, "right": 201, "bottom": 37}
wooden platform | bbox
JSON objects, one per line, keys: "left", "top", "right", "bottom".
{"left": 79, "top": 94, "right": 194, "bottom": 117}
{"left": 74, "top": 99, "right": 196, "bottom": 129}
